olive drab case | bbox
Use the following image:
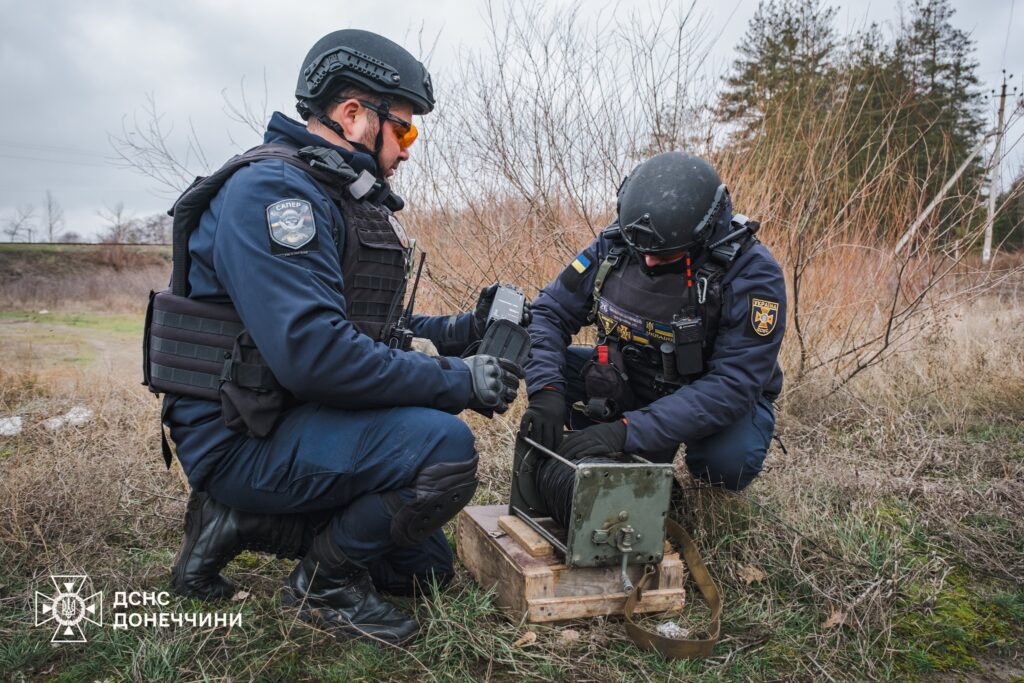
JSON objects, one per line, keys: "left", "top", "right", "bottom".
{"left": 143, "top": 143, "right": 413, "bottom": 461}
{"left": 509, "top": 436, "right": 722, "bottom": 659}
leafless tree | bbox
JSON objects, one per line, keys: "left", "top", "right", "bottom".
{"left": 109, "top": 93, "right": 211, "bottom": 196}
{"left": 44, "top": 190, "right": 65, "bottom": 243}
{"left": 60, "top": 230, "right": 83, "bottom": 243}
{"left": 97, "top": 202, "right": 139, "bottom": 243}
{"left": 403, "top": 1, "right": 718, "bottom": 308}
{"left": 135, "top": 213, "right": 172, "bottom": 244}
{"left": 4, "top": 205, "right": 36, "bottom": 242}
{"left": 222, "top": 72, "right": 270, "bottom": 143}
{"left": 112, "top": 78, "right": 272, "bottom": 196}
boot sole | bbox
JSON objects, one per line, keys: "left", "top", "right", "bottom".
{"left": 281, "top": 588, "right": 418, "bottom": 646}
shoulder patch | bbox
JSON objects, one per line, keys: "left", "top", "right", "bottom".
{"left": 748, "top": 294, "right": 780, "bottom": 339}
{"left": 267, "top": 199, "right": 318, "bottom": 255}
{"left": 558, "top": 253, "right": 592, "bottom": 293}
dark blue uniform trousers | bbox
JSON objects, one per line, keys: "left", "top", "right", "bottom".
{"left": 203, "top": 403, "right": 475, "bottom": 592}
{"left": 564, "top": 346, "right": 773, "bottom": 490}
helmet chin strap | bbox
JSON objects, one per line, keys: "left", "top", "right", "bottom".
{"left": 305, "top": 100, "right": 386, "bottom": 177}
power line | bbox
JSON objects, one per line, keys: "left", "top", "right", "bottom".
{"left": 0, "top": 139, "right": 110, "bottom": 159}
{"left": 0, "top": 152, "right": 112, "bottom": 168}
{"left": 1002, "top": 0, "right": 1015, "bottom": 68}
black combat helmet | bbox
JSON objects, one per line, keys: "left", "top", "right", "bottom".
{"left": 616, "top": 152, "right": 728, "bottom": 255}
{"left": 295, "top": 29, "right": 435, "bottom": 117}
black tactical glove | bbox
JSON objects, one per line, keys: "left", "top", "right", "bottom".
{"left": 558, "top": 419, "right": 628, "bottom": 460}
{"left": 464, "top": 354, "right": 524, "bottom": 417}
{"left": 518, "top": 389, "right": 566, "bottom": 452}
{"left": 470, "top": 284, "right": 533, "bottom": 341}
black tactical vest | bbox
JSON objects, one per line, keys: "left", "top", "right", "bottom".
{"left": 336, "top": 194, "right": 410, "bottom": 341}
{"left": 587, "top": 221, "right": 755, "bottom": 408}
{"left": 593, "top": 252, "right": 711, "bottom": 406}
{"left": 144, "top": 143, "right": 410, "bottom": 447}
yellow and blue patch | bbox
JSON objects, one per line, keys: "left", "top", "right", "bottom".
{"left": 571, "top": 254, "right": 591, "bottom": 274}
{"left": 559, "top": 252, "right": 593, "bottom": 293}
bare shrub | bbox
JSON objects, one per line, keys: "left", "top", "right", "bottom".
{"left": 395, "top": 2, "right": 1024, "bottom": 405}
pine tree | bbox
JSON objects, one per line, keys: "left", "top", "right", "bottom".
{"left": 895, "top": 0, "right": 985, "bottom": 186}
{"left": 719, "top": 0, "right": 838, "bottom": 127}
{"left": 994, "top": 176, "right": 1024, "bottom": 250}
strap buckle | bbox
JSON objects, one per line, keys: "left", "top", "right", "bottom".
{"left": 297, "top": 146, "right": 358, "bottom": 181}
{"left": 219, "top": 359, "right": 236, "bottom": 383}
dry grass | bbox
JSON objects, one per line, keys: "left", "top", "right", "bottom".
{"left": 0, "top": 244, "right": 169, "bottom": 313}
{"left": 0, "top": 258, "right": 1021, "bottom": 681}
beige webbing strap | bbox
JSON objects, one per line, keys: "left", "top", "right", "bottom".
{"left": 623, "top": 518, "right": 723, "bottom": 659}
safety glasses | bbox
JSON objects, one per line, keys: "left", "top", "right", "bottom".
{"left": 358, "top": 100, "right": 418, "bottom": 150}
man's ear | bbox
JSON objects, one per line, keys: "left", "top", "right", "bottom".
{"left": 329, "top": 98, "right": 363, "bottom": 138}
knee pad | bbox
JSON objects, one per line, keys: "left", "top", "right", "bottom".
{"left": 384, "top": 453, "right": 479, "bottom": 547}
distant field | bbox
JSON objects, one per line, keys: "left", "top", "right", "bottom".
{"left": 0, "top": 242, "right": 170, "bottom": 313}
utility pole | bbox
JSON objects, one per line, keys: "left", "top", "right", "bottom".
{"left": 983, "top": 72, "right": 1012, "bottom": 264}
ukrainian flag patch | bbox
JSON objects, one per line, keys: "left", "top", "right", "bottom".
{"left": 571, "top": 254, "right": 591, "bottom": 274}
{"left": 559, "top": 253, "right": 593, "bottom": 293}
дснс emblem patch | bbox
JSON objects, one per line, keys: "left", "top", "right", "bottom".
{"left": 750, "top": 297, "right": 779, "bottom": 337}
{"left": 267, "top": 199, "right": 317, "bottom": 254}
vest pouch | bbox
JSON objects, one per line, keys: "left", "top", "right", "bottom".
{"left": 146, "top": 290, "right": 241, "bottom": 400}
{"left": 341, "top": 200, "right": 411, "bottom": 342}
{"left": 219, "top": 331, "right": 291, "bottom": 438}
{"left": 582, "top": 343, "right": 635, "bottom": 420}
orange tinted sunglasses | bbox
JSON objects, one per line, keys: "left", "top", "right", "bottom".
{"left": 358, "top": 100, "right": 418, "bottom": 149}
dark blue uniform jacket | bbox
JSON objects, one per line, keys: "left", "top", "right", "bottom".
{"left": 166, "top": 112, "right": 475, "bottom": 488}
{"left": 525, "top": 211, "right": 786, "bottom": 455}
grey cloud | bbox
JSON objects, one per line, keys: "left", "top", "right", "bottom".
{"left": 0, "top": 0, "right": 1018, "bottom": 239}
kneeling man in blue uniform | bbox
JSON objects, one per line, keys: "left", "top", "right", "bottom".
{"left": 519, "top": 152, "right": 785, "bottom": 491}
{"left": 151, "top": 30, "right": 524, "bottom": 645}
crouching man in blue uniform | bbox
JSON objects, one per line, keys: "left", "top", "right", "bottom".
{"left": 519, "top": 152, "right": 785, "bottom": 491}
{"left": 149, "top": 30, "right": 524, "bottom": 645}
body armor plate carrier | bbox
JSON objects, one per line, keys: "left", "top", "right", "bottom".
{"left": 143, "top": 143, "right": 410, "bottom": 454}
{"left": 583, "top": 217, "right": 758, "bottom": 415}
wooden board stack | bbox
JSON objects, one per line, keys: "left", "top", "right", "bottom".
{"left": 456, "top": 504, "right": 687, "bottom": 623}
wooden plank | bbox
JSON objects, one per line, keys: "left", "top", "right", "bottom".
{"left": 458, "top": 505, "right": 688, "bottom": 624}
{"left": 497, "top": 515, "right": 554, "bottom": 557}
{"left": 659, "top": 553, "right": 685, "bottom": 588}
{"left": 526, "top": 587, "right": 687, "bottom": 622}
{"left": 547, "top": 551, "right": 681, "bottom": 597}
{"left": 457, "top": 508, "right": 528, "bottom": 615}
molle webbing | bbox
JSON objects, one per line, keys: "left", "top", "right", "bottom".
{"left": 337, "top": 194, "right": 409, "bottom": 341}
{"left": 145, "top": 292, "right": 242, "bottom": 401}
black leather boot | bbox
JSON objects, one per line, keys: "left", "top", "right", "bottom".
{"left": 171, "top": 489, "right": 311, "bottom": 600}
{"left": 282, "top": 532, "right": 419, "bottom": 645}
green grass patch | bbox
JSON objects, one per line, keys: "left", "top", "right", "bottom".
{"left": 894, "top": 576, "right": 1020, "bottom": 676}
{"left": 0, "top": 310, "right": 143, "bottom": 336}
{"left": 964, "top": 422, "right": 1024, "bottom": 444}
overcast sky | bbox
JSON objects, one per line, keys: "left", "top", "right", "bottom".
{"left": 0, "top": 0, "right": 1020, "bottom": 240}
